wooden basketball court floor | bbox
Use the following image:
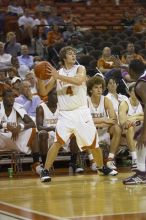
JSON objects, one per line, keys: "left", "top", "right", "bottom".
{"left": 0, "top": 169, "right": 146, "bottom": 220}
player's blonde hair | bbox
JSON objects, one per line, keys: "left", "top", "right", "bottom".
{"left": 59, "top": 46, "right": 76, "bottom": 65}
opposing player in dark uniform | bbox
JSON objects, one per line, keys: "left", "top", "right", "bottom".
{"left": 123, "top": 59, "right": 146, "bottom": 185}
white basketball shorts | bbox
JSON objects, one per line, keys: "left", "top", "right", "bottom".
{"left": 54, "top": 106, "right": 99, "bottom": 151}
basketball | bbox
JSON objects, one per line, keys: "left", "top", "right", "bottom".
{"left": 34, "top": 61, "right": 52, "bottom": 80}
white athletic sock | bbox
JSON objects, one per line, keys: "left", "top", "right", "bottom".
{"left": 131, "top": 151, "right": 137, "bottom": 160}
{"left": 108, "top": 153, "right": 114, "bottom": 159}
{"left": 88, "top": 153, "right": 94, "bottom": 161}
{"left": 137, "top": 147, "right": 146, "bottom": 172}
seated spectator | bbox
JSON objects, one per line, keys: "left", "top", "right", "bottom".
{"left": 63, "top": 23, "right": 83, "bottom": 43}
{"left": 47, "top": 24, "right": 63, "bottom": 47}
{"left": 4, "top": 32, "right": 21, "bottom": 57}
{"left": 0, "top": 88, "right": 40, "bottom": 173}
{"left": 15, "top": 80, "right": 41, "bottom": 121}
{"left": 34, "top": 26, "right": 47, "bottom": 59}
{"left": 7, "top": 68, "right": 18, "bottom": 81}
{"left": 47, "top": 24, "right": 63, "bottom": 63}
{"left": 63, "top": 23, "right": 76, "bottom": 42}
{"left": 18, "top": 45, "right": 34, "bottom": 79}
{"left": 119, "top": 82, "right": 144, "bottom": 171}
{"left": 97, "top": 47, "right": 120, "bottom": 74}
{"left": 32, "top": 12, "right": 49, "bottom": 33}
{"left": 18, "top": 8, "right": 34, "bottom": 44}
{"left": 70, "top": 34, "right": 86, "bottom": 59}
{"left": 87, "top": 76, "right": 121, "bottom": 174}
{"left": 25, "top": 70, "right": 39, "bottom": 95}
{"left": 121, "top": 42, "right": 146, "bottom": 64}
{"left": 7, "top": 0, "right": 23, "bottom": 16}
{"left": 35, "top": 0, "right": 51, "bottom": 15}
{"left": 121, "top": 54, "right": 137, "bottom": 82}
{"left": 0, "top": 42, "right": 12, "bottom": 70}
{"left": 133, "top": 17, "right": 146, "bottom": 34}
{"left": 11, "top": 56, "right": 29, "bottom": 80}
{"left": 11, "top": 76, "right": 21, "bottom": 97}
{"left": 121, "top": 12, "right": 135, "bottom": 29}
{"left": 47, "top": 8, "right": 65, "bottom": 26}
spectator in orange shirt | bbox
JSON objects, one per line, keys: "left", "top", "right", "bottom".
{"left": 121, "top": 42, "right": 146, "bottom": 64}
{"left": 47, "top": 24, "right": 63, "bottom": 47}
{"left": 47, "top": 24, "right": 63, "bottom": 64}
{"left": 97, "top": 47, "right": 120, "bottom": 74}
{"left": 133, "top": 17, "right": 146, "bottom": 34}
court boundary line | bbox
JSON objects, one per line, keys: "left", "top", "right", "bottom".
{"left": 0, "top": 201, "right": 68, "bottom": 220}
{"left": 68, "top": 211, "right": 146, "bottom": 219}
{"left": 0, "top": 210, "right": 29, "bottom": 220}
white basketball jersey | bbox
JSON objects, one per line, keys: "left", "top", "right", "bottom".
{"left": 56, "top": 65, "right": 87, "bottom": 111}
{"left": 87, "top": 96, "right": 110, "bottom": 144}
{"left": 40, "top": 102, "right": 59, "bottom": 127}
{"left": 0, "top": 102, "right": 26, "bottom": 133}
{"left": 87, "top": 95, "right": 107, "bottom": 118}
{"left": 106, "top": 92, "right": 128, "bottom": 116}
{"left": 125, "top": 99, "right": 143, "bottom": 116}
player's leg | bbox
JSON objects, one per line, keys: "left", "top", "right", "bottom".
{"left": 26, "top": 129, "right": 41, "bottom": 174}
{"left": 87, "top": 149, "right": 98, "bottom": 171}
{"left": 40, "top": 115, "right": 72, "bottom": 182}
{"left": 123, "top": 125, "right": 146, "bottom": 185}
{"left": 38, "top": 130, "right": 49, "bottom": 165}
{"left": 75, "top": 109, "right": 118, "bottom": 176}
{"left": 69, "top": 136, "right": 84, "bottom": 173}
{"left": 106, "top": 124, "right": 121, "bottom": 170}
{"left": 123, "top": 146, "right": 146, "bottom": 185}
{"left": 125, "top": 126, "right": 137, "bottom": 171}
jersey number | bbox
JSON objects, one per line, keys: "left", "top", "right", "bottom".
{"left": 66, "top": 86, "right": 73, "bottom": 96}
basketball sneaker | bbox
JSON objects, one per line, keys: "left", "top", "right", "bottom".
{"left": 40, "top": 169, "right": 51, "bottom": 182}
{"left": 106, "top": 158, "right": 117, "bottom": 170}
{"left": 98, "top": 166, "right": 118, "bottom": 176}
{"left": 123, "top": 172, "right": 146, "bottom": 185}
{"left": 131, "top": 159, "right": 137, "bottom": 171}
{"left": 75, "top": 167, "right": 84, "bottom": 173}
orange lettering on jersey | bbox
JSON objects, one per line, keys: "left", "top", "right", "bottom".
{"left": 66, "top": 86, "right": 73, "bottom": 96}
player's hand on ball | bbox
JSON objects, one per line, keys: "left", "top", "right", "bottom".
{"left": 47, "top": 63, "right": 59, "bottom": 80}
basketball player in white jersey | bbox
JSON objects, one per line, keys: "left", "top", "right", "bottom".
{"left": 38, "top": 46, "right": 115, "bottom": 182}
{"left": 0, "top": 88, "right": 40, "bottom": 169}
{"left": 87, "top": 76, "right": 121, "bottom": 173}
{"left": 106, "top": 77, "right": 128, "bottom": 117}
{"left": 119, "top": 83, "right": 144, "bottom": 171}
{"left": 36, "top": 88, "right": 59, "bottom": 168}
